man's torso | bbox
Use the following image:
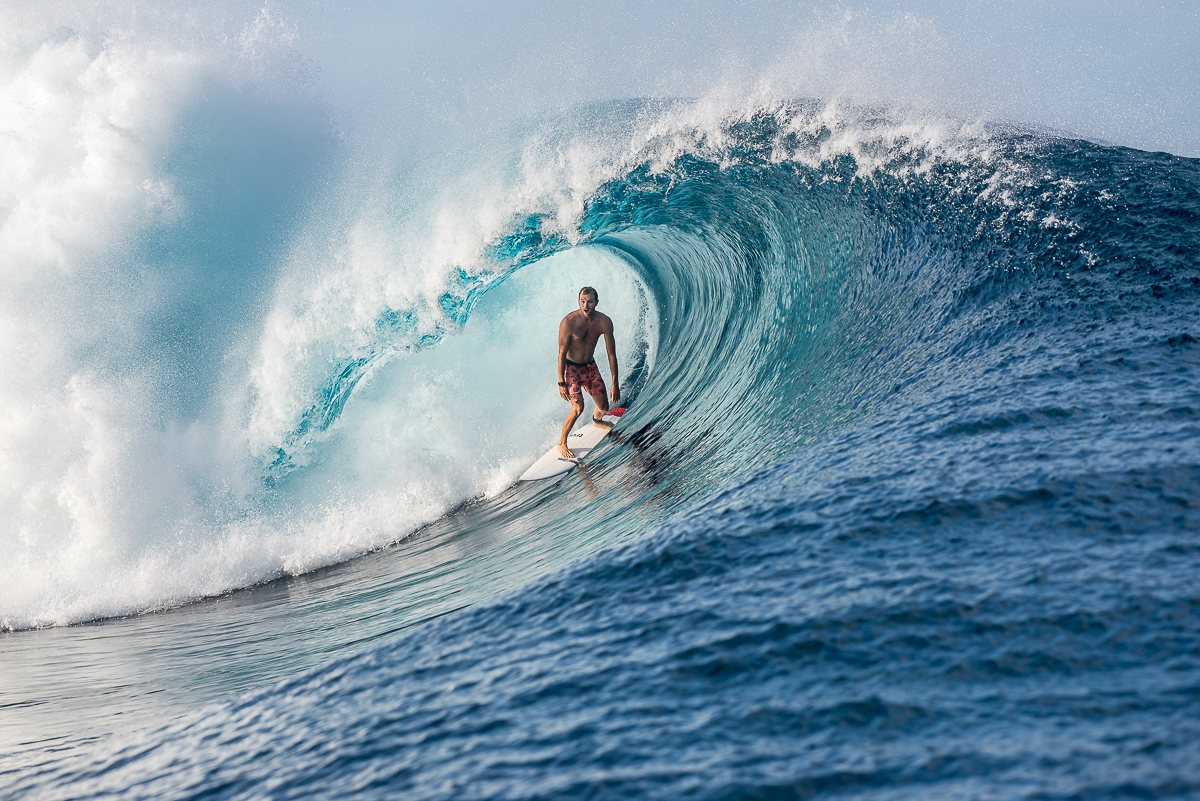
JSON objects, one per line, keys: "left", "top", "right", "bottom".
{"left": 563, "top": 310, "right": 610, "bottom": 363}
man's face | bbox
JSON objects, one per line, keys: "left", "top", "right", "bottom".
{"left": 578, "top": 293, "right": 597, "bottom": 316}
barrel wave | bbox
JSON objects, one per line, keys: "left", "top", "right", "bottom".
{"left": 3, "top": 88, "right": 1200, "bottom": 799}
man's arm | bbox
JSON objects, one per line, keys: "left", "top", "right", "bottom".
{"left": 604, "top": 317, "right": 620, "bottom": 404}
{"left": 557, "top": 316, "right": 571, "bottom": 401}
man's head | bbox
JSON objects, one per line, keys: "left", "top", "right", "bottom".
{"left": 578, "top": 286, "right": 599, "bottom": 316}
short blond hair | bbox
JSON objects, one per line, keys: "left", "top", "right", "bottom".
{"left": 579, "top": 286, "right": 598, "bottom": 302}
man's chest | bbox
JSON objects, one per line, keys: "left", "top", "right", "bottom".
{"left": 567, "top": 322, "right": 600, "bottom": 343}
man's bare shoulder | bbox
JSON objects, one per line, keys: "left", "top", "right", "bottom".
{"left": 594, "top": 311, "right": 614, "bottom": 330}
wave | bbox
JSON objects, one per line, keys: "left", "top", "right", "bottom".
{"left": 3, "top": 3, "right": 1197, "bottom": 632}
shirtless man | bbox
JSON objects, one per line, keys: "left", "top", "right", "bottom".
{"left": 557, "top": 286, "right": 620, "bottom": 458}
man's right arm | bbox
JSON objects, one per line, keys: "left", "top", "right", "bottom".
{"left": 557, "top": 317, "right": 570, "bottom": 400}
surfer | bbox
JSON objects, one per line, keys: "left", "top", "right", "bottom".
{"left": 557, "top": 286, "right": 620, "bottom": 458}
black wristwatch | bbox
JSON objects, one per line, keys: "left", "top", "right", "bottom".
{"left": 558, "top": 381, "right": 566, "bottom": 386}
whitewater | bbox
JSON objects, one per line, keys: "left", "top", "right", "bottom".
{"left": 3, "top": 3, "right": 1199, "bottom": 799}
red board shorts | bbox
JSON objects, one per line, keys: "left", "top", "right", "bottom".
{"left": 563, "top": 360, "right": 606, "bottom": 404}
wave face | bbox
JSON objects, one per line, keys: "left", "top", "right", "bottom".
{"left": 4, "top": 16, "right": 1200, "bottom": 798}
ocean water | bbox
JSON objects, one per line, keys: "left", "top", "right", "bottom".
{"left": 3, "top": 6, "right": 1200, "bottom": 800}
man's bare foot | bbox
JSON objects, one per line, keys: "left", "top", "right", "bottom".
{"left": 557, "top": 443, "right": 576, "bottom": 459}
{"left": 592, "top": 416, "right": 614, "bottom": 430}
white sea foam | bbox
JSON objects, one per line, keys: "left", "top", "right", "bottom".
{"left": 0, "top": 3, "right": 329, "bottom": 629}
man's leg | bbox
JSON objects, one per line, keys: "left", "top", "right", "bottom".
{"left": 585, "top": 363, "right": 612, "bottom": 428}
{"left": 589, "top": 390, "right": 613, "bottom": 429}
{"left": 558, "top": 399, "right": 584, "bottom": 458}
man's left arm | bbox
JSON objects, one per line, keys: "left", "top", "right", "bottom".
{"left": 604, "top": 318, "right": 620, "bottom": 404}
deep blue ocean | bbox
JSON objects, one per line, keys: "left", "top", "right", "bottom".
{"left": 3, "top": 14, "right": 1200, "bottom": 800}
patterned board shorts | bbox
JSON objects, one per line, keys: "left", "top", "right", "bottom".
{"left": 564, "top": 361, "right": 607, "bottom": 403}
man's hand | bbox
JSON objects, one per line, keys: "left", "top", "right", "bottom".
{"left": 559, "top": 382, "right": 569, "bottom": 401}
{"left": 611, "top": 383, "right": 621, "bottom": 404}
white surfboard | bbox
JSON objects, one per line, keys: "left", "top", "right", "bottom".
{"left": 519, "top": 407, "right": 626, "bottom": 481}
